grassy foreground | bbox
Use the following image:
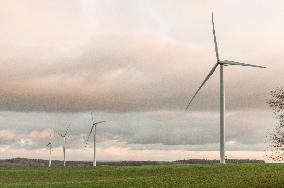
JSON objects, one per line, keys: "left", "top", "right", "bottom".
{"left": 0, "top": 164, "right": 283, "bottom": 188}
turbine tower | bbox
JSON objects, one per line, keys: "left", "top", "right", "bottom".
{"left": 46, "top": 130, "right": 53, "bottom": 167}
{"left": 185, "top": 12, "right": 266, "bottom": 164}
{"left": 85, "top": 112, "right": 105, "bottom": 167}
{"left": 59, "top": 125, "right": 70, "bottom": 167}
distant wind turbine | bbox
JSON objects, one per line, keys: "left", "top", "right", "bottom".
{"left": 46, "top": 130, "right": 53, "bottom": 167}
{"left": 185, "top": 12, "right": 266, "bottom": 164}
{"left": 59, "top": 125, "right": 70, "bottom": 167}
{"left": 85, "top": 112, "right": 105, "bottom": 167}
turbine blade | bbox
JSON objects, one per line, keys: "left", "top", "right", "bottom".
{"left": 64, "top": 124, "right": 71, "bottom": 137}
{"left": 221, "top": 60, "right": 266, "bottom": 68}
{"left": 185, "top": 63, "right": 219, "bottom": 111}
{"left": 91, "top": 112, "right": 95, "bottom": 124}
{"left": 58, "top": 132, "right": 64, "bottom": 137}
{"left": 85, "top": 125, "right": 95, "bottom": 147}
{"left": 212, "top": 12, "right": 220, "bottom": 61}
{"left": 93, "top": 121, "right": 105, "bottom": 125}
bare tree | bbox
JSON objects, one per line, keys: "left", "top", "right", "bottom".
{"left": 267, "top": 87, "right": 284, "bottom": 161}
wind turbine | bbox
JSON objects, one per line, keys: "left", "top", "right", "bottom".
{"left": 85, "top": 112, "right": 105, "bottom": 167}
{"left": 46, "top": 130, "right": 53, "bottom": 167}
{"left": 59, "top": 125, "right": 70, "bottom": 167}
{"left": 185, "top": 12, "right": 266, "bottom": 164}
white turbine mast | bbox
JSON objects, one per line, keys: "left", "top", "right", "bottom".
{"left": 46, "top": 129, "right": 53, "bottom": 167}
{"left": 185, "top": 12, "right": 266, "bottom": 164}
{"left": 59, "top": 124, "right": 70, "bottom": 167}
{"left": 85, "top": 112, "right": 105, "bottom": 167}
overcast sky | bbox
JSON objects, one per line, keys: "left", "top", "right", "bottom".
{"left": 0, "top": 0, "right": 282, "bottom": 161}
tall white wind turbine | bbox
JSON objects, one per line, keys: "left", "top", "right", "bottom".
{"left": 85, "top": 112, "right": 105, "bottom": 167}
{"left": 46, "top": 130, "right": 53, "bottom": 167}
{"left": 59, "top": 125, "right": 70, "bottom": 167}
{"left": 185, "top": 12, "right": 266, "bottom": 164}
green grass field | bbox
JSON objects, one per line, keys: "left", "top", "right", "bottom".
{"left": 1, "top": 164, "right": 284, "bottom": 188}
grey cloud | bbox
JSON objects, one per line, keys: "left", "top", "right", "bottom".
{"left": 101, "top": 111, "right": 273, "bottom": 148}
{"left": 0, "top": 33, "right": 275, "bottom": 112}
{"left": 0, "top": 110, "right": 273, "bottom": 151}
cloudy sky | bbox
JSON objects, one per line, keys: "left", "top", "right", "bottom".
{"left": 0, "top": 0, "right": 282, "bottom": 161}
